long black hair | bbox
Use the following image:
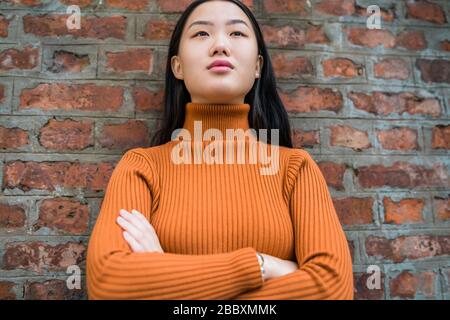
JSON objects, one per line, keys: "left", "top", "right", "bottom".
{"left": 150, "top": 0, "right": 293, "bottom": 148}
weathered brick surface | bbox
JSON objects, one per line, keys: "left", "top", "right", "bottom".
{"left": 0, "top": 0, "right": 449, "bottom": 300}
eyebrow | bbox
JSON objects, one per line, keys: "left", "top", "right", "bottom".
{"left": 187, "top": 19, "right": 250, "bottom": 30}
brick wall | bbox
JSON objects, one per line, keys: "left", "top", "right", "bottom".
{"left": 0, "top": 0, "right": 449, "bottom": 300}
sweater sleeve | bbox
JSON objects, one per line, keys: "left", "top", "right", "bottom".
{"left": 86, "top": 148, "right": 264, "bottom": 300}
{"left": 232, "top": 149, "right": 354, "bottom": 300}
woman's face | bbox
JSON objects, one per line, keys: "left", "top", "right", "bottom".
{"left": 171, "top": 0, "right": 263, "bottom": 104}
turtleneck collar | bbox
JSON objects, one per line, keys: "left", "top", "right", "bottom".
{"left": 181, "top": 102, "right": 251, "bottom": 138}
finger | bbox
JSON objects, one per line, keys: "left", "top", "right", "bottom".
{"left": 131, "top": 209, "right": 156, "bottom": 234}
{"left": 119, "top": 209, "right": 148, "bottom": 234}
{"left": 123, "top": 231, "right": 144, "bottom": 252}
{"left": 120, "top": 211, "right": 158, "bottom": 252}
{"left": 129, "top": 210, "right": 164, "bottom": 253}
{"left": 116, "top": 216, "right": 143, "bottom": 241}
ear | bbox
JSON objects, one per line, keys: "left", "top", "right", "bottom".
{"left": 171, "top": 55, "right": 184, "bottom": 80}
{"left": 255, "top": 54, "right": 263, "bottom": 78}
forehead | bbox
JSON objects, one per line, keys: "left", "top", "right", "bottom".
{"left": 185, "top": 1, "right": 251, "bottom": 29}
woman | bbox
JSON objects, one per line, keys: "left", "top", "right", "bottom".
{"left": 86, "top": 0, "right": 354, "bottom": 300}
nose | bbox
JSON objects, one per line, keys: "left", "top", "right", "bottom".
{"left": 209, "top": 34, "right": 231, "bottom": 56}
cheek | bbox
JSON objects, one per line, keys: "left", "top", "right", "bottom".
{"left": 181, "top": 61, "right": 203, "bottom": 82}
{"left": 236, "top": 58, "right": 258, "bottom": 80}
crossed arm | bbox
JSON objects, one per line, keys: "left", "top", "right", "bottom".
{"left": 92, "top": 149, "right": 353, "bottom": 300}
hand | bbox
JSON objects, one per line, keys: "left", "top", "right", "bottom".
{"left": 259, "top": 253, "right": 298, "bottom": 281}
{"left": 116, "top": 209, "right": 164, "bottom": 253}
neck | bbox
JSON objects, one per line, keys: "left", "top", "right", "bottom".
{"left": 181, "top": 102, "right": 251, "bottom": 139}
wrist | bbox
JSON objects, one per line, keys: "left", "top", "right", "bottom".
{"left": 256, "top": 252, "right": 266, "bottom": 281}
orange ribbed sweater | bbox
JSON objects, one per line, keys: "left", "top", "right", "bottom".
{"left": 86, "top": 102, "right": 354, "bottom": 300}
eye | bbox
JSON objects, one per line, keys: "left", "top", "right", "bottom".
{"left": 231, "top": 31, "right": 246, "bottom": 37}
{"left": 193, "top": 31, "right": 246, "bottom": 38}
{"left": 193, "top": 31, "right": 208, "bottom": 37}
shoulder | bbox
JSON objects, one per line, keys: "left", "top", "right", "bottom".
{"left": 121, "top": 141, "right": 174, "bottom": 164}
{"left": 282, "top": 147, "right": 316, "bottom": 174}
{"left": 281, "top": 147, "right": 321, "bottom": 198}
{"left": 115, "top": 146, "right": 165, "bottom": 180}
{"left": 119, "top": 142, "right": 178, "bottom": 175}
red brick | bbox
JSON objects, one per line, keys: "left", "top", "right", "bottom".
{"left": 406, "top": 0, "right": 446, "bottom": 24}
{"left": 440, "top": 40, "right": 450, "bottom": 52}
{"left": 355, "top": 4, "right": 394, "bottom": 22}
{"left": 105, "top": 48, "right": 153, "bottom": 73}
{"left": 376, "top": 128, "right": 419, "bottom": 151}
{"left": 0, "top": 281, "right": 16, "bottom": 300}
{"left": 24, "top": 279, "right": 84, "bottom": 300}
{"left": 315, "top": 0, "right": 355, "bottom": 16}
{"left": 263, "top": 23, "right": 329, "bottom": 48}
{"left": 132, "top": 86, "right": 163, "bottom": 113}
{"left": 48, "top": 50, "right": 90, "bottom": 73}
{"left": 156, "top": 0, "right": 250, "bottom": 12}
{"left": 157, "top": 0, "right": 197, "bottom": 12}
{"left": 356, "top": 162, "right": 448, "bottom": 189}
{"left": 33, "top": 198, "right": 89, "bottom": 235}
{"left": 365, "top": 235, "right": 450, "bottom": 263}
{"left": 263, "top": 0, "right": 308, "bottom": 15}
{"left": 390, "top": 270, "right": 436, "bottom": 299}
{"left": 105, "top": 0, "right": 150, "bottom": 10}
{"left": 329, "top": 125, "right": 371, "bottom": 151}
{"left": 280, "top": 87, "right": 343, "bottom": 113}
{"left": 271, "top": 53, "right": 313, "bottom": 79}
{"left": 383, "top": 197, "right": 424, "bottom": 224}
{"left": 416, "top": 59, "right": 450, "bottom": 84}
{"left": 3, "top": 0, "right": 42, "bottom": 5}
{"left": 0, "top": 46, "right": 39, "bottom": 71}
{"left": 396, "top": 31, "right": 427, "bottom": 51}
{"left": 0, "top": 15, "right": 10, "bottom": 38}
{"left": 0, "top": 126, "right": 29, "bottom": 149}
{"left": 374, "top": 58, "right": 410, "bottom": 80}
{"left": 60, "top": 0, "right": 93, "bottom": 8}
{"left": 429, "top": 119, "right": 450, "bottom": 148}
{"left": 39, "top": 119, "right": 93, "bottom": 150}
{"left": 0, "top": 202, "right": 26, "bottom": 229}
{"left": 3, "top": 241, "right": 86, "bottom": 273}
{"left": 347, "top": 28, "right": 395, "bottom": 48}
{"left": 434, "top": 197, "right": 450, "bottom": 221}
{"left": 23, "top": 14, "right": 127, "bottom": 40}
{"left": 19, "top": 83, "right": 124, "bottom": 112}
{"left": 333, "top": 197, "right": 374, "bottom": 225}
{"left": 305, "top": 23, "right": 330, "bottom": 44}
{"left": 322, "top": 58, "right": 363, "bottom": 78}
{"left": 354, "top": 272, "right": 385, "bottom": 300}
{"left": 99, "top": 120, "right": 150, "bottom": 150}
{"left": 143, "top": 19, "right": 176, "bottom": 40}
{"left": 262, "top": 24, "right": 306, "bottom": 48}
{"left": 291, "top": 128, "right": 319, "bottom": 148}
{"left": 317, "top": 162, "right": 346, "bottom": 190}
{"left": 348, "top": 91, "right": 441, "bottom": 117}
{"left": 3, "top": 161, "right": 115, "bottom": 192}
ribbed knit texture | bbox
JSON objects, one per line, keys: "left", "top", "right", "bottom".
{"left": 86, "top": 102, "right": 354, "bottom": 300}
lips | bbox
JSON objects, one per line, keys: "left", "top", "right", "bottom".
{"left": 207, "top": 60, "right": 234, "bottom": 69}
